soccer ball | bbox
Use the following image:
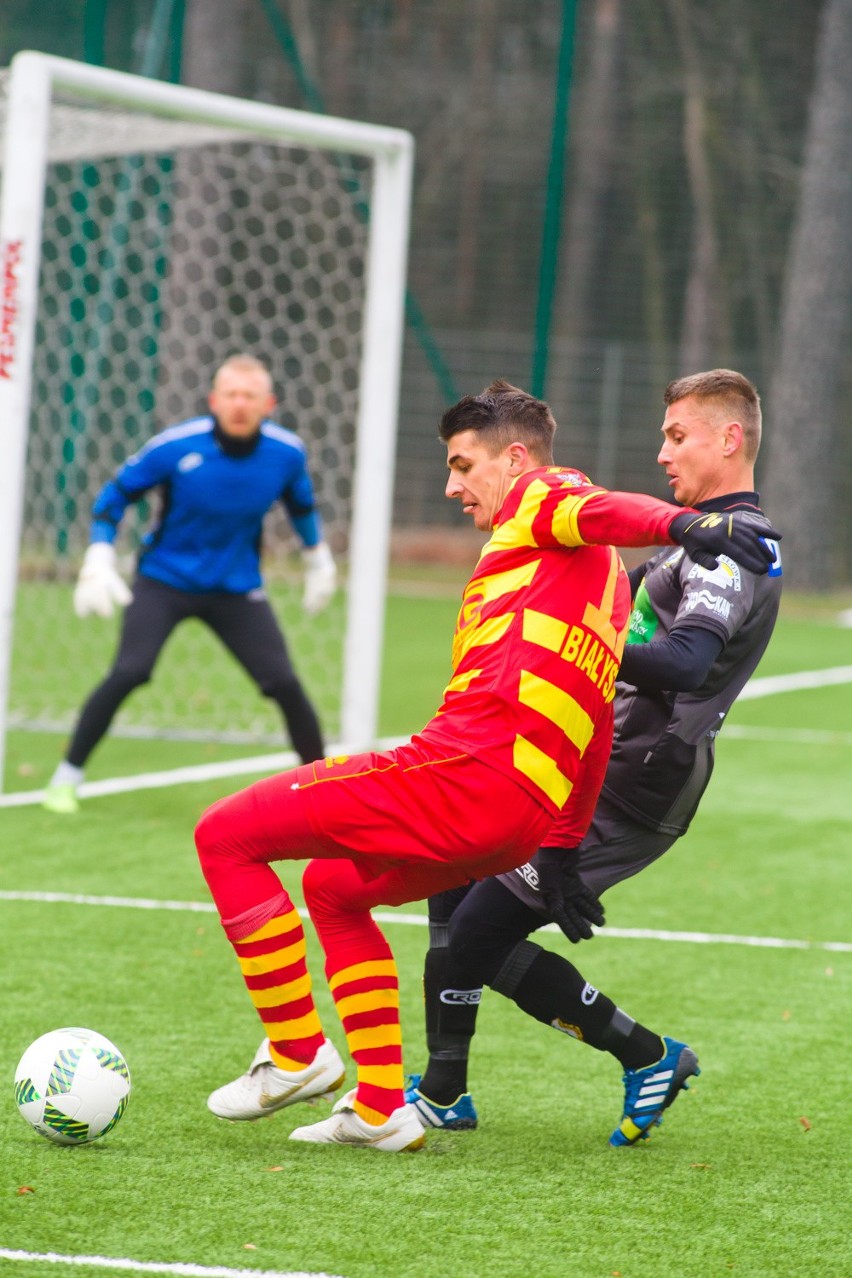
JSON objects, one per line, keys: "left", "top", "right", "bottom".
{"left": 14, "top": 1027, "right": 131, "bottom": 1145}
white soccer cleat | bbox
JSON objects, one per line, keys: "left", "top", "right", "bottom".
{"left": 207, "top": 1038, "right": 345, "bottom": 1121}
{"left": 289, "top": 1087, "right": 425, "bottom": 1152}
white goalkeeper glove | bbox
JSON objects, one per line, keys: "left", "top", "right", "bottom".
{"left": 73, "top": 542, "right": 133, "bottom": 618}
{"left": 301, "top": 541, "right": 337, "bottom": 615}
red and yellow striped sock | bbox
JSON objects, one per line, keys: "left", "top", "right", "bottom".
{"left": 328, "top": 957, "right": 403, "bottom": 1124}
{"left": 233, "top": 905, "right": 325, "bottom": 1071}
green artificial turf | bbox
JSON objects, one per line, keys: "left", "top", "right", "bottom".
{"left": 0, "top": 591, "right": 850, "bottom": 1278}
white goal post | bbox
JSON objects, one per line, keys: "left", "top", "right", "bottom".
{"left": 0, "top": 51, "right": 413, "bottom": 789}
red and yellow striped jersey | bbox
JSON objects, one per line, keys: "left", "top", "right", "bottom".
{"left": 420, "top": 467, "right": 677, "bottom": 820}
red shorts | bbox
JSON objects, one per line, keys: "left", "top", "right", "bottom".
{"left": 199, "top": 737, "right": 554, "bottom": 908}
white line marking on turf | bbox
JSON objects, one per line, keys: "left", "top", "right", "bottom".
{"left": 3, "top": 662, "right": 852, "bottom": 810}
{"left": 0, "top": 1251, "right": 344, "bottom": 1278}
{"left": 0, "top": 751, "right": 300, "bottom": 808}
{"left": 2, "top": 669, "right": 850, "bottom": 811}
{"left": 0, "top": 739, "right": 410, "bottom": 809}
{"left": 736, "top": 665, "right": 852, "bottom": 699}
{"left": 725, "top": 725, "right": 852, "bottom": 745}
{"left": 1, "top": 891, "right": 848, "bottom": 952}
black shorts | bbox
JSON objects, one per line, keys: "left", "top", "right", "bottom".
{"left": 496, "top": 791, "right": 677, "bottom": 917}
{"left": 108, "top": 575, "right": 297, "bottom": 692}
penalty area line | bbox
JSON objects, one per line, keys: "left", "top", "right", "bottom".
{"left": 0, "top": 890, "right": 849, "bottom": 953}
{"left": 3, "top": 663, "right": 852, "bottom": 810}
{"left": 0, "top": 739, "right": 409, "bottom": 809}
{"left": 0, "top": 1248, "right": 345, "bottom": 1278}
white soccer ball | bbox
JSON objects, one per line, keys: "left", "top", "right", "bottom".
{"left": 14, "top": 1027, "right": 131, "bottom": 1145}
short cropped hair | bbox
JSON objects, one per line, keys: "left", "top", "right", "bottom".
{"left": 664, "top": 368, "right": 762, "bottom": 463}
{"left": 439, "top": 379, "right": 556, "bottom": 465}
{"left": 214, "top": 353, "right": 273, "bottom": 391}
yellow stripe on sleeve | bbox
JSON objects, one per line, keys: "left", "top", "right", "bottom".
{"left": 513, "top": 734, "right": 574, "bottom": 809}
{"left": 518, "top": 669, "right": 595, "bottom": 755}
{"left": 550, "top": 489, "right": 598, "bottom": 546}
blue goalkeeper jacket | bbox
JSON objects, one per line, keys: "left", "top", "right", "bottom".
{"left": 89, "top": 416, "right": 322, "bottom": 594}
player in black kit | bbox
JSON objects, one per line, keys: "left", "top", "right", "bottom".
{"left": 406, "top": 368, "right": 782, "bottom": 1147}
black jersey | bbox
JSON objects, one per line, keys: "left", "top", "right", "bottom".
{"left": 600, "top": 493, "right": 782, "bottom": 835}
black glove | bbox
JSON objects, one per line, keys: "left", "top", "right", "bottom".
{"left": 669, "top": 510, "right": 781, "bottom": 574}
{"left": 532, "top": 846, "right": 605, "bottom": 944}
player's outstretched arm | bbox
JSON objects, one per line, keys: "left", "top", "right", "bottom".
{"left": 567, "top": 488, "right": 780, "bottom": 575}
{"left": 669, "top": 510, "right": 781, "bottom": 574}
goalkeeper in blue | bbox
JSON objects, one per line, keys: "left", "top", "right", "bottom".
{"left": 43, "top": 354, "right": 337, "bottom": 815}
{"left": 406, "top": 368, "right": 782, "bottom": 1147}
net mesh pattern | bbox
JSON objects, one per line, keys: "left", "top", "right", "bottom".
{"left": 2, "top": 75, "right": 373, "bottom": 743}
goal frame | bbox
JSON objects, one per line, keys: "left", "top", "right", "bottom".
{"left": 0, "top": 50, "right": 414, "bottom": 790}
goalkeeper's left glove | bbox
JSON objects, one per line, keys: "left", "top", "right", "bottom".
{"left": 302, "top": 541, "right": 337, "bottom": 615}
{"left": 532, "top": 845, "right": 605, "bottom": 944}
{"left": 669, "top": 510, "right": 781, "bottom": 574}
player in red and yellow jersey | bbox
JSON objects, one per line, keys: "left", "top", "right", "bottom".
{"left": 196, "top": 379, "right": 778, "bottom": 1153}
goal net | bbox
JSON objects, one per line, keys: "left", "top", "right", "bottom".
{"left": 0, "top": 53, "right": 412, "bottom": 786}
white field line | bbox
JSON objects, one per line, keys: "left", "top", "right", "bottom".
{"left": 3, "top": 663, "right": 852, "bottom": 811}
{"left": 0, "top": 750, "right": 301, "bottom": 808}
{"left": 0, "top": 1251, "right": 343, "bottom": 1278}
{"left": 724, "top": 725, "right": 852, "bottom": 745}
{"left": 1, "top": 890, "right": 849, "bottom": 953}
{"left": 3, "top": 716, "right": 849, "bottom": 812}
{"left": 0, "top": 739, "right": 410, "bottom": 809}
{"left": 735, "top": 664, "right": 852, "bottom": 699}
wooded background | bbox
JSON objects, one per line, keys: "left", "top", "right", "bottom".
{"left": 3, "top": 0, "right": 851, "bottom": 587}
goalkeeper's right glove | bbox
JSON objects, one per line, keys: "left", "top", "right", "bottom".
{"left": 73, "top": 543, "right": 133, "bottom": 618}
{"left": 669, "top": 510, "right": 781, "bottom": 575}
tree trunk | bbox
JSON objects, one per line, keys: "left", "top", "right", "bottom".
{"left": 454, "top": 0, "right": 498, "bottom": 318}
{"left": 182, "top": 0, "right": 249, "bottom": 96}
{"left": 667, "top": 0, "right": 729, "bottom": 373}
{"left": 764, "top": 0, "right": 852, "bottom": 588}
{"left": 553, "top": 0, "right": 623, "bottom": 342}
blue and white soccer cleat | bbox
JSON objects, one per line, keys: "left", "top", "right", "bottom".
{"left": 404, "top": 1074, "right": 478, "bottom": 1131}
{"left": 609, "top": 1036, "right": 700, "bottom": 1147}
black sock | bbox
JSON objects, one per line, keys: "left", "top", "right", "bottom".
{"left": 418, "top": 943, "right": 481, "bottom": 1104}
{"left": 495, "top": 942, "right": 663, "bottom": 1070}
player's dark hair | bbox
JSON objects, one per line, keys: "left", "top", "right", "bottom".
{"left": 439, "top": 379, "right": 556, "bottom": 465}
{"left": 664, "top": 368, "right": 762, "bottom": 462}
